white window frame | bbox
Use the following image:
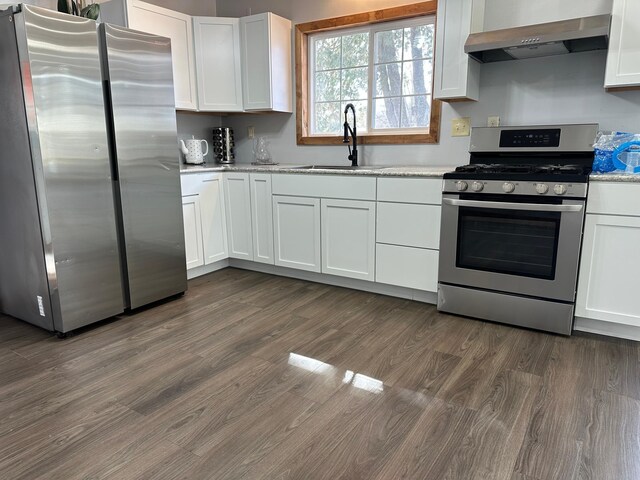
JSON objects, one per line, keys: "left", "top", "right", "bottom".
{"left": 308, "top": 15, "right": 436, "bottom": 137}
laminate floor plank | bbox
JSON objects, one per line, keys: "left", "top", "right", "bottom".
{"left": 0, "top": 268, "right": 638, "bottom": 479}
{"left": 372, "top": 396, "right": 477, "bottom": 480}
{"left": 241, "top": 386, "right": 390, "bottom": 480}
{"left": 577, "top": 390, "right": 640, "bottom": 480}
{"left": 156, "top": 357, "right": 317, "bottom": 454}
{"left": 0, "top": 400, "right": 140, "bottom": 479}
{"left": 513, "top": 336, "right": 599, "bottom": 480}
{"left": 188, "top": 392, "right": 319, "bottom": 480}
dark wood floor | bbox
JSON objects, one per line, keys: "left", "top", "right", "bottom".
{"left": 0, "top": 268, "right": 639, "bottom": 479}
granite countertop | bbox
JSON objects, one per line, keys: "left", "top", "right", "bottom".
{"left": 589, "top": 172, "right": 640, "bottom": 183}
{"left": 180, "top": 163, "right": 453, "bottom": 178}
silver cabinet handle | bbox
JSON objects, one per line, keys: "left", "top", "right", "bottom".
{"left": 443, "top": 198, "right": 584, "bottom": 212}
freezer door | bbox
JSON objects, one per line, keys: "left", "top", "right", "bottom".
{"left": 17, "top": 6, "right": 125, "bottom": 332}
{"left": 100, "top": 24, "right": 187, "bottom": 309}
{"left": 0, "top": 10, "right": 53, "bottom": 331}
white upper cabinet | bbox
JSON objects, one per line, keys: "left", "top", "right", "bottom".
{"left": 434, "top": 0, "right": 484, "bottom": 102}
{"left": 193, "top": 17, "right": 244, "bottom": 112}
{"left": 605, "top": 0, "right": 640, "bottom": 90}
{"left": 240, "top": 13, "right": 293, "bottom": 112}
{"left": 126, "top": 0, "right": 198, "bottom": 110}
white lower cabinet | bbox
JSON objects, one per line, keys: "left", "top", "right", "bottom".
{"left": 321, "top": 199, "right": 376, "bottom": 281}
{"left": 272, "top": 195, "right": 321, "bottom": 272}
{"left": 199, "top": 175, "right": 228, "bottom": 264}
{"left": 376, "top": 244, "right": 438, "bottom": 292}
{"left": 182, "top": 195, "right": 204, "bottom": 269}
{"left": 182, "top": 172, "right": 441, "bottom": 297}
{"left": 376, "top": 202, "right": 440, "bottom": 249}
{"left": 576, "top": 214, "right": 640, "bottom": 327}
{"left": 181, "top": 173, "right": 228, "bottom": 270}
{"left": 250, "top": 173, "right": 274, "bottom": 264}
{"left": 374, "top": 177, "right": 442, "bottom": 292}
{"left": 224, "top": 173, "right": 254, "bottom": 260}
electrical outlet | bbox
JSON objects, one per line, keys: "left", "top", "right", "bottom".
{"left": 451, "top": 117, "right": 471, "bottom": 137}
{"left": 487, "top": 116, "right": 500, "bottom": 127}
{"left": 248, "top": 126, "right": 255, "bottom": 139}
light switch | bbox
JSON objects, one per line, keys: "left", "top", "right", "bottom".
{"left": 451, "top": 117, "right": 471, "bottom": 137}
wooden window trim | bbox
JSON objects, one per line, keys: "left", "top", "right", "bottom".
{"left": 295, "top": 1, "right": 441, "bottom": 146}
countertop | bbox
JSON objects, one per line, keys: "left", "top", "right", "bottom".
{"left": 182, "top": 164, "right": 640, "bottom": 182}
{"left": 180, "top": 164, "right": 453, "bottom": 178}
{"left": 589, "top": 172, "right": 640, "bottom": 183}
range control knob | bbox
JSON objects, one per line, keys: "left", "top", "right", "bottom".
{"left": 502, "top": 182, "right": 515, "bottom": 193}
{"left": 471, "top": 181, "right": 484, "bottom": 192}
{"left": 553, "top": 184, "right": 568, "bottom": 195}
{"left": 536, "top": 183, "right": 549, "bottom": 194}
{"left": 456, "top": 181, "right": 468, "bottom": 192}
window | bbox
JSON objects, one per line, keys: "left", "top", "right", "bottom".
{"left": 310, "top": 19, "right": 434, "bottom": 135}
{"left": 295, "top": 2, "right": 441, "bottom": 145}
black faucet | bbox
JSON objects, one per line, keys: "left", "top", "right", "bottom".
{"left": 343, "top": 103, "right": 358, "bottom": 167}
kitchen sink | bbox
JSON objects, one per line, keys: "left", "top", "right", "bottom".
{"left": 291, "top": 165, "right": 385, "bottom": 170}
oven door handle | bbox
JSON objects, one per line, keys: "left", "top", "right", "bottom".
{"left": 442, "top": 198, "right": 584, "bottom": 213}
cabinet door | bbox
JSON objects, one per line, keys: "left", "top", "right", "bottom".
{"left": 224, "top": 173, "right": 253, "bottom": 260}
{"left": 240, "top": 13, "right": 292, "bottom": 112}
{"left": 127, "top": 0, "right": 198, "bottom": 110}
{"left": 376, "top": 244, "right": 438, "bottom": 292}
{"left": 605, "top": 0, "right": 640, "bottom": 89}
{"left": 193, "top": 17, "right": 243, "bottom": 111}
{"left": 182, "top": 195, "right": 204, "bottom": 269}
{"left": 321, "top": 199, "right": 376, "bottom": 281}
{"left": 200, "top": 175, "right": 228, "bottom": 264}
{"left": 576, "top": 214, "right": 640, "bottom": 326}
{"left": 433, "top": 0, "right": 483, "bottom": 101}
{"left": 272, "top": 195, "right": 321, "bottom": 272}
{"left": 250, "top": 173, "right": 274, "bottom": 264}
{"left": 377, "top": 203, "right": 441, "bottom": 249}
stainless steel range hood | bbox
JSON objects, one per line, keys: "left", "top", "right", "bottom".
{"left": 465, "top": 14, "right": 611, "bottom": 63}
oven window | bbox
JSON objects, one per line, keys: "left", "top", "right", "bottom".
{"left": 456, "top": 208, "right": 561, "bottom": 280}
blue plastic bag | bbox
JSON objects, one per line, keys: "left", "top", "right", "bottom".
{"left": 593, "top": 131, "right": 635, "bottom": 173}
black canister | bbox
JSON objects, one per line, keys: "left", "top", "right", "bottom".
{"left": 213, "top": 127, "right": 235, "bottom": 164}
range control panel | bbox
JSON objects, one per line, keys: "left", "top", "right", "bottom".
{"left": 443, "top": 179, "right": 588, "bottom": 198}
{"left": 499, "top": 129, "right": 561, "bottom": 148}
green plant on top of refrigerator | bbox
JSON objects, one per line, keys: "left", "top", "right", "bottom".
{"left": 57, "top": 0, "right": 100, "bottom": 20}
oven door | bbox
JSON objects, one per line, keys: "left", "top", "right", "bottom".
{"left": 439, "top": 194, "right": 585, "bottom": 302}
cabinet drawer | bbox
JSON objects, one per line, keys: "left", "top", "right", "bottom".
{"left": 376, "top": 244, "right": 438, "bottom": 292}
{"left": 377, "top": 177, "right": 442, "bottom": 204}
{"left": 587, "top": 182, "right": 640, "bottom": 217}
{"left": 180, "top": 172, "right": 219, "bottom": 196}
{"left": 377, "top": 202, "right": 440, "bottom": 249}
{"left": 272, "top": 174, "right": 376, "bottom": 200}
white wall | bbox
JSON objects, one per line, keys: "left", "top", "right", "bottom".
{"left": 214, "top": 0, "right": 640, "bottom": 167}
{"left": 6, "top": 1, "right": 216, "bottom": 17}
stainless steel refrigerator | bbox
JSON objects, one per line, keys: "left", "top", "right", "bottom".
{"left": 0, "top": 4, "right": 187, "bottom": 334}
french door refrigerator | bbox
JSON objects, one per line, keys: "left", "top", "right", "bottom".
{"left": 0, "top": 4, "right": 187, "bottom": 334}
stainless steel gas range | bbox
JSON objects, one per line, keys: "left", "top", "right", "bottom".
{"left": 437, "top": 124, "right": 598, "bottom": 335}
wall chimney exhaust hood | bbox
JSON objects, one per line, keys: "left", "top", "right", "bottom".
{"left": 464, "top": 14, "right": 611, "bottom": 63}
